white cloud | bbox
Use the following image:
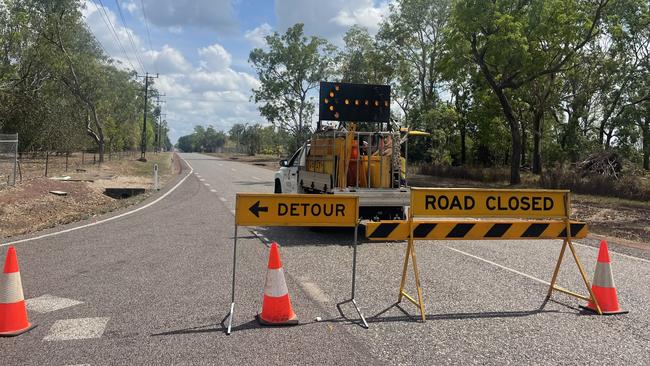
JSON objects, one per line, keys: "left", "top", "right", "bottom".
{"left": 198, "top": 44, "right": 232, "bottom": 71}
{"left": 131, "top": 0, "right": 237, "bottom": 34}
{"left": 143, "top": 45, "right": 192, "bottom": 74}
{"left": 275, "top": 0, "right": 390, "bottom": 44}
{"left": 244, "top": 23, "right": 273, "bottom": 48}
{"left": 82, "top": 2, "right": 263, "bottom": 142}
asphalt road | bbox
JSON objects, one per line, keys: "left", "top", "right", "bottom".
{"left": 1, "top": 152, "right": 649, "bottom": 365}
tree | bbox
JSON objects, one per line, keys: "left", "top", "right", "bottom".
{"left": 447, "top": 0, "right": 610, "bottom": 184}
{"left": 249, "top": 24, "right": 336, "bottom": 149}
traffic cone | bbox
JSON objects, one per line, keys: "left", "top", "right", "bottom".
{"left": 581, "top": 240, "right": 628, "bottom": 315}
{"left": 256, "top": 242, "right": 298, "bottom": 326}
{"left": 0, "top": 246, "right": 36, "bottom": 336}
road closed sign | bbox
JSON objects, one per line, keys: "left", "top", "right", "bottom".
{"left": 236, "top": 193, "right": 359, "bottom": 227}
{"left": 410, "top": 188, "right": 568, "bottom": 218}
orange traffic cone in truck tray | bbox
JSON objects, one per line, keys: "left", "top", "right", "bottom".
{"left": 257, "top": 242, "right": 299, "bottom": 326}
{"left": 581, "top": 240, "right": 628, "bottom": 315}
{"left": 0, "top": 246, "right": 36, "bottom": 336}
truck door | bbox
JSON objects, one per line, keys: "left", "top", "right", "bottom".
{"left": 283, "top": 146, "right": 302, "bottom": 193}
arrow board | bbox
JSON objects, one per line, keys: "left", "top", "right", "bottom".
{"left": 236, "top": 193, "right": 359, "bottom": 227}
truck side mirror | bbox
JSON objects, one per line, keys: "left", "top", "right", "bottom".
{"left": 279, "top": 159, "right": 289, "bottom": 167}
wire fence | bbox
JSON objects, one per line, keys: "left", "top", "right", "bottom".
{"left": 4, "top": 149, "right": 140, "bottom": 186}
{"left": 0, "top": 133, "right": 18, "bottom": 187}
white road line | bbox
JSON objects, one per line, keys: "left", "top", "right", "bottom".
{"left": 445, "top": 246, "right": 551, "bottom": 286}
{"left": 218, "top": 163, "right": 223, "bottom": 167}
{"left": 199, "top": 178, "right": 205, "bottom": 182}
{"left": 219, "top": 197, "right": 227, "bottom": 202}
{"left": 230, "top": 168, "right": 236, "bottom": 172}
{"left": 210, "top": 189, "right": 217, "bottom": 193}
{"left": 3, "top": 157, "right": 194, "bottom": 247}
{"left": 574, "top": 241, "right": 650, "bottom": 264}
{"left": 252, "top": 176, "right": 261, "bottom": 181}
{"left": 204, "top": 183, "right": 210, "bottom": 187}
{"left": 43, "top": 317, "right": 109, "bottom": 341}
{"left": 26, "top": 295, "right": 83, "bottom": 313}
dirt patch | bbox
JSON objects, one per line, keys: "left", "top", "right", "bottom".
{"left": 0, "top": 153, "right": 178, "bottom": 239}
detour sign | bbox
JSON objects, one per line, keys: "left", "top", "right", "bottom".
{"left": 410, "top": 188, "right": 568, "bottom": 218}
{"left": 236, "top": 193, "right": 358, "bottom": 227}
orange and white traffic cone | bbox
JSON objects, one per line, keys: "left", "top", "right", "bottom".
{"left": 582, "top": 240, "right": 628, "bottom": 315}
{"left": 0, "top": 246, "right": 36, "bottom": 336}
{"left": 256, "top": 242, "right": 298, "bottom": 326}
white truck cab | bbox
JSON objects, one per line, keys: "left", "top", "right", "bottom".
{"left": 274, "top": 144, "right": 308, "bottom": 194}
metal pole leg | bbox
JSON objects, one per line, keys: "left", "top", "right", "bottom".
{"left": 225, "top": 225, "right": 238, "bottom": 335}
{"left": 351, "top": 223, "right": 368, "bottom": 328}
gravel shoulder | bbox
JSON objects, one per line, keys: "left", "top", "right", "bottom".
{"left": 0, "top": 152, "right": 179, "bottom": 239}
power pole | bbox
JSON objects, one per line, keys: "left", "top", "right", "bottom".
{"left": 159, "top": 113, "right": 167, "bottom": 152}
{"left": 139, "top": 72, "right": 158, "bottom": 161}
{"left": 154, "top": 94, "right": 165, "bottom": 153}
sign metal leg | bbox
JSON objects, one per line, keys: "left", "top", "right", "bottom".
{"left": 223, "top": 225, "right": 238, "bottom": 335}
{"left": 337, "top": 222, "right": 368, "bottom": 329}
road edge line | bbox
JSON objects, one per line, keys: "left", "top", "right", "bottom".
{"left": 2, "top": 155, "right": 194, "bottom": 247}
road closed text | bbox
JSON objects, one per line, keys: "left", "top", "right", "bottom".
{"left": 412, "top": 189, "right": 567, "bottom": 218}
{"left": 425, "top": 195, "right": 555, "bottom": 212}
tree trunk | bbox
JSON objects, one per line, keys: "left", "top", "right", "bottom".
{"left": 460, "top": 119, "right": 466, "bottom": 165}
{"left": 521, "top": 120, "right": 527, "bottom": 166}
{"left": 532, "top": 110, "right": 543, "bottom": 174}
{"left": 493, "top": 88, "right": 521, "bottom": 185}
{"left": 643, "top": 123, "right": 649, "bottom": 170}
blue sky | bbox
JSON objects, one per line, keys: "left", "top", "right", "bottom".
{"left": 83, "top": 0, "right": 390, "bottom": 142}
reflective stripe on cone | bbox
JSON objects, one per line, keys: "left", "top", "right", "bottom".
{"left": 257, "top": 242, "right": 298, "bottom": 325}
{"left": 582, "top": 240, "right": 628, "bottom": 315}
{"left": 0, "top": 246, "right": 35, "bottom": 336}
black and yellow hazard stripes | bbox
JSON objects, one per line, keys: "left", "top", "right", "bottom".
{"left": 365, "top": 220, "right": 588, "bottom": 241}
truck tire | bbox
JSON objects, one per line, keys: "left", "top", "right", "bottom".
{"left": 274, "top": 179, "right": 282, "bottom": 193}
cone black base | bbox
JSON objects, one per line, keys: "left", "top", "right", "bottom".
{"left": 256, "top": 314, "right": 299, "bottom": 326}
{"left": 579, "top": 305, "right": 629, "bottom": 315}
{"left": 0, "top": 323, "right": 36, "bottom": 337}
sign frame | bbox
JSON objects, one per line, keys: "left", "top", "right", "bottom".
{"left": 223, "top": 193, "right": 367, "bottom": 335}
{"left": 390, "top": 187, "right": 603, "bottom": 321}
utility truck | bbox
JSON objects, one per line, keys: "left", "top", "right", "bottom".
{"left": 274, "top": 82, "right": 426, "bottom": 220}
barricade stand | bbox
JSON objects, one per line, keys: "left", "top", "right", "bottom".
{"left": 222, "top": 193, "right": 367, "bottom": 335}
{"left": 546, "top": 193, "right": 602, "bottom": 314}
{"left": 366, "top": 188, "right": 602, "bottom": 321}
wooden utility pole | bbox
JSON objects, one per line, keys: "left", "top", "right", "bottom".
{"left": 139, "top": 73, "right": 158, "bottom": 161}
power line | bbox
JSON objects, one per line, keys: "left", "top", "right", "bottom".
{"left": 90, "top": 0, "right": 140, "bottom": 73}
{"left": 114, "top": 0, "right": 147, "bottom": 74}
{"left": 139, "top": 0, "right": 157, "bottom": 74}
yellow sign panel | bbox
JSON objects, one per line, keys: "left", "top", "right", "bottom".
{"left": 236, "top": 193, "right": 358, "bottom": 227}
{"left": 410, "top": 188, "right": 568, "bottom": 218}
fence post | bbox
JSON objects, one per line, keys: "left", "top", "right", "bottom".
{"left": 45, "top": 151, "right": 49, "bottom": 177}
{"left": 93, "top": 153, "right": 96, "bottom": 165}
{"left": 82, "top": 151, "right": 85, "bottom": 165}
{"left": 65, "top": 152, "right": 69, "bottom": 172}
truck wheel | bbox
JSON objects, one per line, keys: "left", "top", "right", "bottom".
{"left": 274, "top": 179, "right": 282, "bottom": 193}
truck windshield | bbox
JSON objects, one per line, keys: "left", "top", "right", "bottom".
{"left": 287, "top": 147, "right": 302, "bottom": 167}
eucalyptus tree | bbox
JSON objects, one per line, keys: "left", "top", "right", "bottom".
{"left": 249, "top": 23, "right": 336, "bottom": 149}
{"left": 447, "top": 0, "right": 610, "bottom": 184}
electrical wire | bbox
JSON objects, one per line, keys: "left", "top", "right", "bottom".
{"left": 114, "top": 0, "right": 148, "bottom": 75}
{"left": 90, "top": 0, "right": 142, "bottom": 73}
{"left": 139, "top": 0, "right": 157, "bottom": 74}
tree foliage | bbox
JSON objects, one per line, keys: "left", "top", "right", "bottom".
{"left": 0, "top": 0, "right": 163, "bottom": 161}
